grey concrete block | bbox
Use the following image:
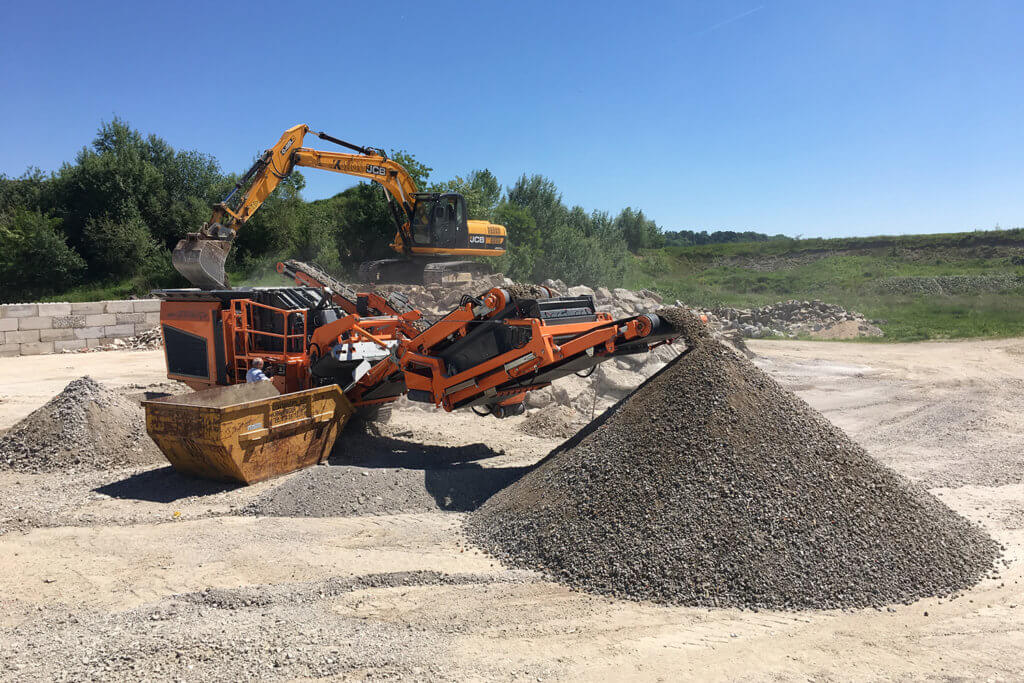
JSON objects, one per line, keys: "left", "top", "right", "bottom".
{"left": 40, "top": 328, "right": 75, "bottom": 342}
{"left": 0, "top": 343, "right": 21, "bottom": 357}
{"left": 2, "top": 304, "right": 38, "bottom": 318}
{"left": 37, "top": 303, "right": 72, "bottom": 316}
{"left": 104, "top": 300, "right": 135, "bottom": 314}
{"left": 134, "top": 323, "right": 157, "bottom": 335}
{"left": 144, "top": 311, "right": 161, "bottom": 325}
{"left": 19, "top": 341, "right": 54, "bottom": 356}
{"left": 54, "top": 339, "right": 88, "bottom": 353}
{"left": 6, "top": 329, "right": 40, "bottom": 344}
{"left": 132, "top": 299, "right": 161, "bottom": 312}
{"left": 84, "top": 313, "right": 116, "bottom": 326}
{"left": 0, "top": 319, "right": 17, "bottom": 332}
{"left": 70, "top": 302, "right": 105, "bottom": 315}
{"left": 104, "top": 324, "right": 135, "bottom": 336}
{"left": 73, "top": 326, "right": 105, "bottom": 340}
{"left": 53, "top": 315, "right": 86, "bottom": 329}
{"left": 115, "top": 312, "right": 146, "bottom": 324}
{"left": 18, "top": 316, "right": 54, "bottom": 330}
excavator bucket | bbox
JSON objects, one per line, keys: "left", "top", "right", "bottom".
{"left": 171, "top": 235, "right": 231, "bottom": 289}
{"left": 142, "top": 383, "right": 354, "bottom": 484}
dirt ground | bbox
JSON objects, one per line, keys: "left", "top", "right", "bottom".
{"left": 1, "top": 341, "right": 1022, "bottom": 681}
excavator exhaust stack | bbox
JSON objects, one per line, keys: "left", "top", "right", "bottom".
{"left": 172, "top": 236, "right": 231, "bottom": 289}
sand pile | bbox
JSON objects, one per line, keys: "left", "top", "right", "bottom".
{"left": 518, "top": 406, "right": 587, "bottom": 441}
{"left": 466, "top": 311, "right": 999, "bottom": 609}
{"left": 0, "top": 377, "right": 164, "bottom": 473}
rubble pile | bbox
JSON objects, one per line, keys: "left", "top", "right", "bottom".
{"left": 62, "top": 327, "right": 163, "bottom": 353}
{"left": 700, "top": 300, "right": 884, "bottom": 339}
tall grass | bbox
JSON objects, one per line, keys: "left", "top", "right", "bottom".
{"left": 627, "top": 237, "right": 1024, "bottom": 341}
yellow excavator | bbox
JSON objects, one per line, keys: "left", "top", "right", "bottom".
{"left": 172, "top": 124, "right": 507, "bottom": 288}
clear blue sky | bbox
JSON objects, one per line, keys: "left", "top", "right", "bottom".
{"left": 2, "top": 1, "right": 1021, "bottom": 237}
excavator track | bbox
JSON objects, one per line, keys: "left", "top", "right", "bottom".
{"left": 358, "top": 258, "right": 494, "bottom": 285}
{"left": 421, "top": 261, "right": 493, "bottom": 286}
{"left": 357, "top": 259, "right": 426, "bottom": 284}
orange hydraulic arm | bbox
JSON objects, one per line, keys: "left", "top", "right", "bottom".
{"left": 201, "top": 124, "right": 420, "bottom": 253}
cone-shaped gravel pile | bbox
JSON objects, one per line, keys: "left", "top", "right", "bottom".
{"left": 467, "top": 310, "right": 999, "bottom": 609}
{"left": 0, "top": 376, "right": 163, "bottom": 473}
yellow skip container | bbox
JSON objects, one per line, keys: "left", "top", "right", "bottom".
{"left": 143, "top": 382, "right": 353, "bottom": 484}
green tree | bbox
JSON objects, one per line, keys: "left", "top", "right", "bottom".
{"left": 432, "top": 169, "right": 502, "bottom": 220}
{"left": 0, "top": 210, "right": 86, "bottom": 301}
{"left": 48, "top": 118, "right": 223, "bottom": 270}
{"left": 82, "top": 213, "right": 157, "bottom": 277}
{"left": 532, "top": 224, "right": 627, "bottom": 286}
{"left": 614, "top": 206, "right": 664, "bottom": 252}
{"left": 390, "top": 150, "right": 432, "bottom": 189}
{"left": 0, "top": 169, "right": 49, "bottom": 214}
{"left": 488, "top": 201, "right": 539, "bottom": 280}
{"left": 507, "top": 174, "right": 567, "bottom": 240}
{"left": 231, "top": 170, "right": 307, "bottom": 261}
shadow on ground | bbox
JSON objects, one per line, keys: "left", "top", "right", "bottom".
{"left": 93, "top": 420, "right": 532, "bottom": 513}
{"left": 95, "top": 466, "right": 238, "bottom": 503}
{"left": 244, "top": 424, "right": 533, "bottom": 517}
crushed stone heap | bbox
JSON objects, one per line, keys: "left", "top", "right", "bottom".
{"left": 466, "top": 311, "right": 999, "bottom": 610}
{"left": 0, "top": 376, "right": 164, "bottom": 473}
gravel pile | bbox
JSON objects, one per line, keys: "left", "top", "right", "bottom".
{"left": 466, "top": 311, "right": 1000, "bottom": 609}
{"left": 0, "top": 376, "right": 164, "bottom": 473}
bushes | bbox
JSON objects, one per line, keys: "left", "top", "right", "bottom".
{"left": 82, "top": 214, "right": 156, "bottom": 277}
{"left": 0, "top": 210, "right": 86, "bottom": 302}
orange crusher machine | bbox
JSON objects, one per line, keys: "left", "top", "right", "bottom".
{"left": 152, "top": 263, "right": 684, "bottom": 420}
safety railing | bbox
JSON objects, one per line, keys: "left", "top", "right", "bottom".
{"left": 230, "top": 299, "right": 308, "bottom": 382}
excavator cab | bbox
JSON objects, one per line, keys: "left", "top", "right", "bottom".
{"left": 410, "top": 193, "right": 467, "bottom": 249}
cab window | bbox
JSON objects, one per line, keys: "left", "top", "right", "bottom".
{"left": 411, "top": 201, "right": 432, "bottom": 244}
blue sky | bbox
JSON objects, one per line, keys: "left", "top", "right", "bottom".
{"left": 2, "top": 0, "right": 1021, "bottom": 237}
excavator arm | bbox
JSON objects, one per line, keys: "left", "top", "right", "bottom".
{"left": 172, "top": 124, "right": 421, "bottom": 289}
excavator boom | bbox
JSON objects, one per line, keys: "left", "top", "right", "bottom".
{"left": 171, "top": 125, "right": 507, "bottom": 288}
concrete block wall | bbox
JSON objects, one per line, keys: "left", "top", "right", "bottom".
{"left": 0, "top": 299, "right": 161, "bottom": 357}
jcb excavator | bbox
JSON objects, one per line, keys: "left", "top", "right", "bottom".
{"left": 171, "top": 124, "right": 508, "bottom": 288}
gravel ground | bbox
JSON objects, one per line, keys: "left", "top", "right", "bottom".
{"left": 0, "top": 377, "right": 164, "bottom": 473}
{"left": 1, "top": 570, "right": 540, "bottom": 681}
{"left": 467, "top": 311, "right": 1002, "bottom": 610}
{"left": 0, "top": 342, "right": 1022, "bottom": 681}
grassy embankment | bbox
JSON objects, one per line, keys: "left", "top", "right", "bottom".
{"left": 626, "top": 230, "right": 1024, "bottom": 341}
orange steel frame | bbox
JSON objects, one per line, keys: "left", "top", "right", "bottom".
{"left": 162, "top": 286, "right": 670, "bottom": 412}
{"left": 227, "top": 299, "right": 310, "bottom": 393}
{"left": 345, "top": 287, "right": 659, "bottom": 411}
